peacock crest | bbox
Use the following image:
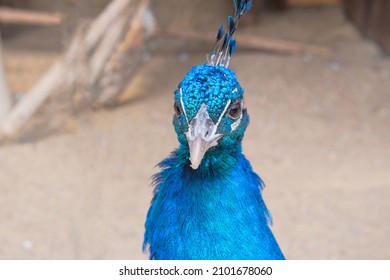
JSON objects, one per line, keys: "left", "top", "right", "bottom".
{"left": 207, "top": 0, "right": 252, "bottom": 68}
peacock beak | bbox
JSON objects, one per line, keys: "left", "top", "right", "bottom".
{"left": 185, "top": 104, "right": 222, "bottom": 169}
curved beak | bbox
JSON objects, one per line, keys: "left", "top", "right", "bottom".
{"left": 185, "top": 104, "right": 222, "bottom": 169}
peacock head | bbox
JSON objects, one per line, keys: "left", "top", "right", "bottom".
{"left": 173, "top": 64, "right": 249, "bottom": 169}
{"left": 171, "top": 0, "right": 252, "bottom": 169}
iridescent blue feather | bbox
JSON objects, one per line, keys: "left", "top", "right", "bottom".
{"left": 144, "top": 146, "right": 284, "bottom": 260}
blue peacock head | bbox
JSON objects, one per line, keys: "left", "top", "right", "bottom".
{"left": 172, "top": 0, "right": 252, "bottom": 169}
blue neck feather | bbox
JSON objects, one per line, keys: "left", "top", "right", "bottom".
{"left": 143, "top": 144, "right": 285, "bottom": 260}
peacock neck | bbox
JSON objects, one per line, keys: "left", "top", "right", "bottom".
{"left": 144, "top": 143, "right": 285, "bottom": 260}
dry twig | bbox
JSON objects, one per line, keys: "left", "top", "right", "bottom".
{"left": 0, "top": 7, "right": 61, "bottom": 25}
{"left": 163, "top": 28, "right": 331, "bottom": 57}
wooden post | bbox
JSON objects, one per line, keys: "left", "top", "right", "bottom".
{"left": 344, "top": 0, "right": 390, "bottom": 53}
{"left": 0, "top": 35, "right": 12, "bottom": 122}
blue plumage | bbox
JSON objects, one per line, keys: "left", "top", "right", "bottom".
{"left": 144, "top": 148, "right": 284, "bottom": 259}
{"left": 143, "top": 0, "right": 284, "bottom": 260}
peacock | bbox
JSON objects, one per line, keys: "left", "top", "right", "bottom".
{"left": 143, "top": 0, "right": 285, "bottom": 260}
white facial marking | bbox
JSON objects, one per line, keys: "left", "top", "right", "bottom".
{"left": 214, "top": 99, "right": 231, "bottom": 129}
{"left": 230, "top": 114, "right": 242, "bottom": 131}
{"left": 179, "top": 88, "right": 189, "bottom": 126}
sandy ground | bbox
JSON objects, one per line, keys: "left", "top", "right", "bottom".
{"left": 1, "top": 6, "right": 390, "bottom": 259}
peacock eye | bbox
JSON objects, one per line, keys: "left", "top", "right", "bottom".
{"left": 228, "top": 101, "right": 242, "bottom": 119}
{"left": 174, "top": 102, "right": 182, "bottom": 117}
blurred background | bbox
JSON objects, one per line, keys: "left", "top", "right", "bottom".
{"left": 0, "top": 0, "right": 389, "bottom": 259}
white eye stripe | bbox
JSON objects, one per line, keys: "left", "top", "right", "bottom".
{"left": 215, "top": 99, "right": 231, "bottom": 128}
{"left": 230, "top": 114, "right": 243, "bottom": 131}
{"left": 179, "top": 88, "right": 190, "bottom": 126}
{"left": 207, "top": 99, "right": 231, "bottom": 138}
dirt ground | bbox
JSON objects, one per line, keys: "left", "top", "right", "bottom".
{"left": 1, "top": 6, "right": 390, "bottom": 259}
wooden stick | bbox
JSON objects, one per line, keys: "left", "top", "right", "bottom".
{"left": 88, "top": 13, "right": 129, "bottom": 84}
{"left": 0, "top": 7, "right": 61, "bottom": 25}
{"left": 115, "top": 0, "right": 152, "bottom": 54}
{"left": 97, "top": 0, "right": 154, "bottom": 104}
{"left": 0, "top": 59, "right": 68, "bottom": 138}
{"left": 236, "top": 34, "right": 331, "bottom": 56}
{"left": 0, "top": 35, "right": 12, "bottom": 122}
{"left": 84, "top": 0, "right": 135, "bottom": 52}
{"left": 163, "top": 29, "right": 331, "bottom": 57}
{"left": 83, "top": 0, "right": 139, "bottom": 84}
